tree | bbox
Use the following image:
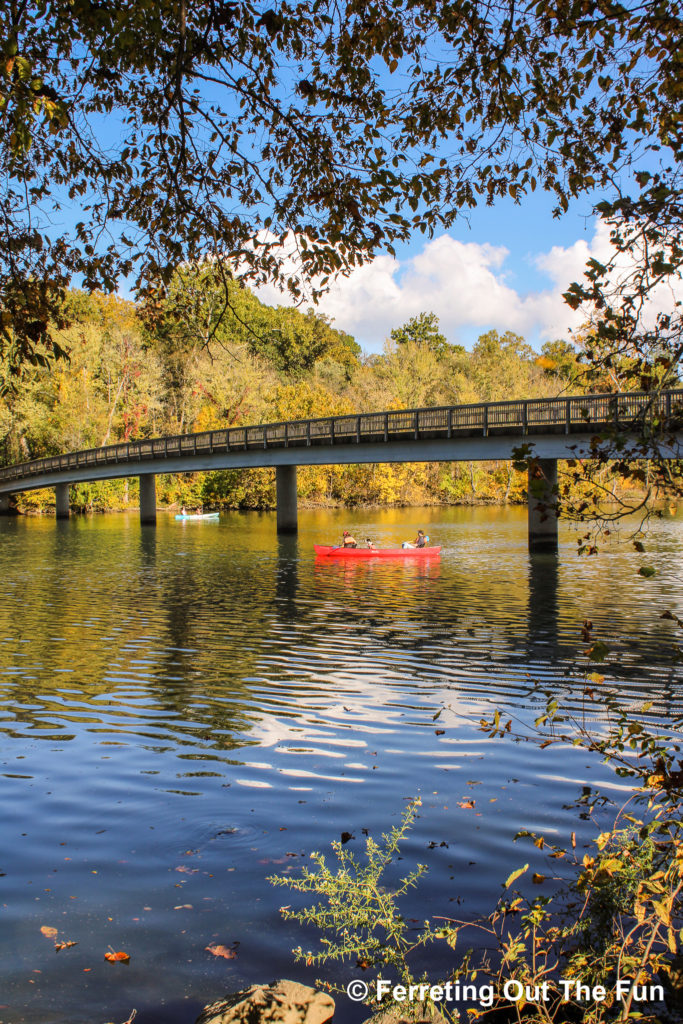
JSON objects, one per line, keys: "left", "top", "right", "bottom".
{"left": 143, "top": 264, "right": 360, "bottom": 417}
{"left": 1, "top": 0, "right": 681, "bottom": 392}
{"left": 537, "top": 339, "right": 581, "bottom": 387}
{"left": 471, "top": 329, "right": 542, "bottom": 401}
{"left": 390, "top": 312, "right": 450, "bottom": 358}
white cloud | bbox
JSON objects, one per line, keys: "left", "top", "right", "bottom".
{"left": 253, "top": 221, "right": 682, "bottom": 351}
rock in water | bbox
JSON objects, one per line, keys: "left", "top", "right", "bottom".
{"left": 195, "top": 979, "right": 335, "bottom": 1024}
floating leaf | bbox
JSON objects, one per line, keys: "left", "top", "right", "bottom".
{"left": 55, "top": 940, "right": 78, "bottom": 952}
{"left": 457, "top": 799, "right": 475, "bottom": 809}
{"left": 40, "top": 926, "right": 58, "bottom": 939}
{"left": 638, "top": 566, "right": 656, "bottom": 578}
{"left": 532, "top": 873, "right": 545, "bottom": 884}
{"left": 205, "top": 942, "right": 238, "bottom": 960}
{"left": 104, "top": 950, "right": 130, "bottom": 963}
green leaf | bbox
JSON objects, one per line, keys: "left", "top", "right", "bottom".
{"left": 587, "top": 641, "right": 610, "bottom": 663}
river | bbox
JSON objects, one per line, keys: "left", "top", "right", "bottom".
{"left": 0, "top": 506, "right": 681, "bottom": 1023}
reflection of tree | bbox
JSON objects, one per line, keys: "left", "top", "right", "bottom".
{"left": 0, "top": 521, "right": 287, "bottom": 754}
{"left": 0, "top": 513, "right": 678, "bottom": 756}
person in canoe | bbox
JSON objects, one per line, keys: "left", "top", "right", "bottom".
{"left": 365, "top": 537, "right": 377, "bottom": 550}
{"left": 341, "top": 530, "right": 358, "bottom": 548}
{"left": 402, "top": 529, "right": 428, "bottom": 549}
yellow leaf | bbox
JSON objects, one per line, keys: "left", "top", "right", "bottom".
{"left": 504, "top": 864, "right": 529, "bottom": 888}
{"left": 653, "top": 900, "right": 671, "bottom": 927}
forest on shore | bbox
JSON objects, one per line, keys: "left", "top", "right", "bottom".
{"left": 1, "top": 264, "right": 613, "bottom": 514}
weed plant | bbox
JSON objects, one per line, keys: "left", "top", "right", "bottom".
{"left": 271, "top": 617, "right": 683, "bottom": 1023}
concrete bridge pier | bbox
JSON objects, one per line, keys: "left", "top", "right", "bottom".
{"left": 528, "top": 458, "right": 559, "bottom": 553}
{"left": 276, "top": 465, "right": 298, "bottom": 534}
{"left": 139, "top": 474, "right": 157, "bottom": 526}
{"left": 0, "top": 493, "right": 12, "bottom": 514}
{"left": 55, "top": 483, "right": 70, "bottom": 520}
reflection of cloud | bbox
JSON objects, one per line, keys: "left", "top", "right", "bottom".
{"left": 254, "top": 223, "right": 682, "bottom": 350}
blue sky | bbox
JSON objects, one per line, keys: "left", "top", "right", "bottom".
{"left": 255, "top": 187, "right": 608, "bottom": 354}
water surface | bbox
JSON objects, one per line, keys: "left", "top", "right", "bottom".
{"left": 0, "top": 506, "right": 681, "bottom": 1023}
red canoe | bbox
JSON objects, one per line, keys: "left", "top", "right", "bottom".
{"left": 314, "top": 544, "right": 441, "bottom": 558}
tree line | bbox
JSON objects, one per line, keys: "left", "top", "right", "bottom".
{"left": 0, "top": 265, "right": 592, "bottom": 513}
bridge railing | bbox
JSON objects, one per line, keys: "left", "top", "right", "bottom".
{"left": 1, "top": 388, "right": 681, "bottom": 487}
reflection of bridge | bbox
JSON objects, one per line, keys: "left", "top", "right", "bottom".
{"left": 1, "top": 390, "right": 681, "bottom": 551}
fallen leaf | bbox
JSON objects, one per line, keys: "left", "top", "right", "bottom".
{"left": 532, "top": 873, "right": 545, "bottom": 884}
{"left": 457, "top": 799, "right": 475, "bottom": 809}
{"left": 40, "top": 926, "right": 58, "bottom": 939}
{"left": 55, "top": 941, "right": 78, "bottom": 952}
{"left": 104, "top": 950, "right": 130, "bottom": 963}
{"left": 340, "top": 832, "right": 354, "bottom": 844}
{"left": 205, "top": 942, "right": 239, "bottom": 960}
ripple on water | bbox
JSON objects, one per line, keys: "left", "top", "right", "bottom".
{"left": 0, "top": 507, "right": 680, "bottom": 1022}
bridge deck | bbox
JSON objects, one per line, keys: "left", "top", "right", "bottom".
{"left": 1, "top": 389, "right": 681, "bottom": 495}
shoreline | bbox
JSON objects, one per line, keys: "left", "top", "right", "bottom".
{"left": 5, "top": 491, "right": 656, "bottom": 517}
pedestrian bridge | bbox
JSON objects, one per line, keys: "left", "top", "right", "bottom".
{"left": 1, "top": 389, "right": 681, "bottom": 551}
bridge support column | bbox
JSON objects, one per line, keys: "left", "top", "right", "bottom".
{"left": 276, "top": 465, "right": 298, "bottom": 534}
{"left": 55, "top": 483, "right": 70, "bottom": 520}
{"left": 0, "top": 493, "right": 12, "bottom": 515}
{"left": 528, "top": 458, "right": 558, "bottom": 553}
{"left": 139, "top": 474, "right": 157, "bottom": 526}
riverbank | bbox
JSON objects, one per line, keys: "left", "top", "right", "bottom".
{"left": 5, "top": 480, "right": 654, "bottom": 516}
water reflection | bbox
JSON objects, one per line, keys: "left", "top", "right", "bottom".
{"left": 527, "top": 553, "right": 560, "bottom": 652}
{"left": 0, "top": 508, "right": 681, "bottom": 1024}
